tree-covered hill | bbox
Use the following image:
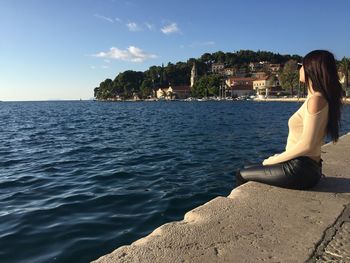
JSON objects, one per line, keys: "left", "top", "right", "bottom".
{"left": 95, "top": 49, "right": 344, "bottom": 100}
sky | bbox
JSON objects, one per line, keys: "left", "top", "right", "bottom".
{"left": 1, "top": 0, "right": 350, "bottom": 101}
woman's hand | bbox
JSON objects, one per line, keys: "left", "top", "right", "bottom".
{"left": 262, "top": 153, "right": 280, "bottom": 165}
{"left": 262, "top": 157, "right": 273, "bottom": 165}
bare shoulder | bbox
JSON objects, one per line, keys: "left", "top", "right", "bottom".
{"left": 306, "top": 95, "right": 328, "bottom": 114}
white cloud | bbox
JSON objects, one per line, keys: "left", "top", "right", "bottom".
{"left": 161, "top": 22, "right": 180, "bottom": 34}
{"left": 144, "top": 22, "right": 155, "bottom": 31}
{"left": 94, "top": 14, "right": 114, "bottom": 23}
{"left": 93, "top": 46, "right": 157, "bottom": 63}
{"left": 102, "top": 65, "right": 109, "bottom": 69}
{"left": 115, "top": 17, "right": 122, "bottom": 23}
{"left": 90, "top": 65, "right": 96, "bottom": 69}
{"left": 126, "top": 22, "right": 142, "bottom": 31}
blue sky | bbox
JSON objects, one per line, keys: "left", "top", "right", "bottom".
{"left": 1, "top": 0, "right": 349, "bottom": 101}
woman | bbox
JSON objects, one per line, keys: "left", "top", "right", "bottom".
{"left": 235, "top": 50, "right": 344, "bottom": 190}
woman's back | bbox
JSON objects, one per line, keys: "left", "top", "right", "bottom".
{"left": 286, "top": 93, "right": 329, "bottom": 160}
{"left": 263, "top": 93, "right": 329, "bottom": 166}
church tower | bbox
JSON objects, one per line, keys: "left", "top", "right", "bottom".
{"left": 190, "top": 62, "right": 197, "bottom": 88}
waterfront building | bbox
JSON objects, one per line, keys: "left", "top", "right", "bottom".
{"left": 253, "top": 75, "right": 280, "bottom": 97}
{"left": 156, "top": 85, "right": 191, "bottom": 100}
{"left": 156, "top": 87, "right": 167, "bottom": 99}
{"left": 225, "top": 77, "right": 256, "bottom": 97}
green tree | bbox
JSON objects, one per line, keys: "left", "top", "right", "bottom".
{"left": 192, "top": 74, "right": 222, "bottom": 97}
{"left": 140, "top": 79, "right": 153, "bottom": 99}
{"left": 104, "top": 78, "right": 113, "bottom": 95}
{"left": 113, "top": 70, "right": 144, "bottom": 99}
{"left": 212, "top": 51, "right": 226, "bottom": 63}
{"left": 161, "top": 89, "right": 168, "bottom": 99}
{"left": 340, "top": 57, "right": 350, "bottom": 94}
{"left": 96, "top": 78, "right": 114, "bottom": 100}
{"left": 279, "top": 59, "right": 299, "bottom": 96}
{"left": 94, "top": 87, "right": 99, "bottom": 98}
{"left": 165, "top": 62, "right": 177, "bottom": 85}
{"left": 168, "top": 91, "right": 175, "bottom": 100}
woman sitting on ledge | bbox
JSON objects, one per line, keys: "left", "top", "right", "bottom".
{"left": 236, "top": 50, "right": 344, "bottom": 190}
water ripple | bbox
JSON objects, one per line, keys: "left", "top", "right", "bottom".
{"left": 0, "top": 101, "right": 349, "bottom": 263}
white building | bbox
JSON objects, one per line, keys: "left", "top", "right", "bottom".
{"left": 156, "top": 85, "right": 191, "bottom": 100}
{"left": 211, "top": 63, "right": 225, "bottom": 74}
{"left": 253, "top": 75, "right": 280, "bottom": 96}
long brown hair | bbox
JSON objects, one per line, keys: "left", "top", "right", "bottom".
{"left": 302, "top": 50, "right": 344, "bottom": 144}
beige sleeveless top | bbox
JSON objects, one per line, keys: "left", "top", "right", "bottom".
{"left": 263, "top": 94, "right": 329, "bottom": 165}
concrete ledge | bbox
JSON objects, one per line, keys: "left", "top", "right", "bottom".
{"left": 92, "top": 132, "right": 350, "bottom": 263}
{"left": 253, "top": 97, "right": 350, "bottom": 104}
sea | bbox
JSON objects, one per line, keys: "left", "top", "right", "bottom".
{"left": 1, "top": 100, "right": 349, "bottom": 263}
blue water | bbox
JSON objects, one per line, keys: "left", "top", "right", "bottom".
{"left": 1, "top": 100, "right": 349, "bottom": 263}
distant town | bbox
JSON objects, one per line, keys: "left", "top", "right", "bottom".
{"left": 93, "top": 50, "right": 350, "bottom": 101}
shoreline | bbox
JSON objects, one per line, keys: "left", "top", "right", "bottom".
{"left": 94, "top": 97, "right": 350, "bottom": 104}
{"left": 254, "top": 97, "right": 350, "bottom": 104}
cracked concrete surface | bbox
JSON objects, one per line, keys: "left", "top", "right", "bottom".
{"left": 91, "top": 132, "right": 350, "bottom": 263}
{"left": 311, "top": 204, "right": 350, "bottom": 262}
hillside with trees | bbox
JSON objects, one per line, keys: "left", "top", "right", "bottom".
{"left": 93, "top": 50, "right": 349, "bottom": 100}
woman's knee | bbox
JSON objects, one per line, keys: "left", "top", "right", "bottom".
{"left": 235, "top": 170, "right": 248, "bottom": 186}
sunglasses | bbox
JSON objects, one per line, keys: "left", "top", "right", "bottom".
{"left": 297, "top": 62, "right": 303, "bottom": 69}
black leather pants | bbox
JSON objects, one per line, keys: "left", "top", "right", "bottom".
{"left": 235, "top": 156, "right": 323, "bottom": 190}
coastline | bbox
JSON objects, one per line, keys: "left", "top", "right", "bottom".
{"left": 254, "top": 97, "right": 350, "bottom": 104}
{"left": 94, "top": 97, "right": 350, "bottom": 104}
